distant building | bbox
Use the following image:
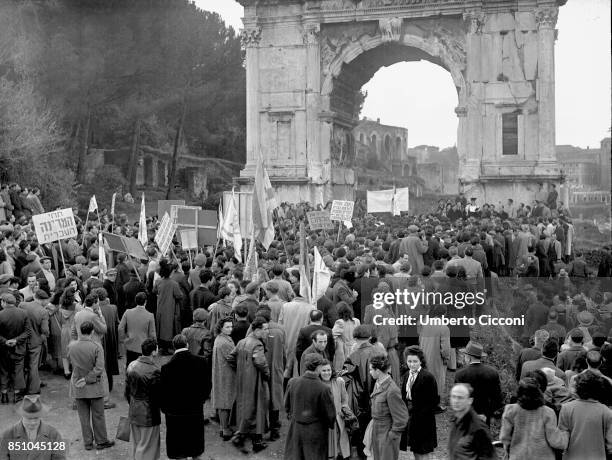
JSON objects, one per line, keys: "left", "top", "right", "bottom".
{"left": 556, "top": 140, "right": 610, "bottom": 191}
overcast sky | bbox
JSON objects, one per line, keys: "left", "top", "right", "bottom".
{"left": 198, "top": 0, "right": 610, "bottom": 149}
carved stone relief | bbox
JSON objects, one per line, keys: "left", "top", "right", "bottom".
{"left": 240, "top": 26, "right": 262, "bottom": 48}
{"left": 379, "top": 17, "right": 403, "bottom": 42}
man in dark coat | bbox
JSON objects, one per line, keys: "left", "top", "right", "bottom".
{"left": 102, "top": 269, "right": 118, "bottom": 306}
{"left": 284, "top": 353, "right": 335, "bottom": 460}
{"left": 170, "top": 262, "right": 192, "bottom": 330}
{"left": 159, "top": 334, "right": 208, "bottom": 459}
{"left": 190, "top": 270, "right": 217, "bottom": 311}
{"left": 295, "top": 310, "right": 334, "bottom": 371}
{"left": 120, "top": 270, "right": 146, "bottom": 319}
{"left": 454, "top": 341, "right": 503, "bottom": 426}
{"left": 95, "top": 288, "right": 119, "bottom": 403}
{"left": 125, "top": 338, "right": 161, "bottom": 460}
{"left": 114, "top": 254, "right": 131, "bottom": 309}
{"left": 0, "top": 293, "right": 30, "bottom": 403}
{"left": 227, "top": 318, "right": 270, "bottom": 454}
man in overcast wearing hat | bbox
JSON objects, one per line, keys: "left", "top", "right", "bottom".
{"left": 0, "top": 293, "right": 30, "bottom": 404}
{"left": 398, "top": 225, "right": 428, "bottom": 275}
{"left": 0, "top": 394, "right": 66, "bottom": 459}
{"left": 454, "top": 341, "right": 502, "bottom": 426}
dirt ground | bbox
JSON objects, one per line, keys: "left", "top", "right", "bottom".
{"left": 0, "top": 357, "right": 501, "bottom": 460}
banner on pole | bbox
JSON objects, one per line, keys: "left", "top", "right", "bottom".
{"left": 175, "top": 208, "right": 217, "bottom": 246}
{"left": 179, "top": 229, "right": 198, "bottom": 250}
{"left": 306, "top": 211, "right": 334, "bottom": 230}
{"left": 170, "top": 205, "right": 201, "bottom": 225}
{"left": 330, "top": 200, "right": 354, "bottom": 222}
{"left": 154, "top": 213, "right": 177, "bottom": 256}
{"left": 32, "top": 209, "right": 78, "bottom": 244}
{"left": 223, "top": 191, "right": 253, "bottom": 238}
{"left": 367, "top": 188, "right": 409, "bottom": 214}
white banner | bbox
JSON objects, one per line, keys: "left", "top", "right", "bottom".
{"left": 32, "top": 208, "right": 78, "bottom": 244}
{"left": 154, "top": 212, "right": 177, "bottom": 256}
{"left": 367, "top": 188, "right": 409, "bottom": 214}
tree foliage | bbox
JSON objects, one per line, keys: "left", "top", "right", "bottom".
{"left": 0, "top": 0, "right": 245, "bottom": 205}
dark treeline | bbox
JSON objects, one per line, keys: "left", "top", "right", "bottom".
{"left": 0, "top": 0, "right": 245, "bottom": 206}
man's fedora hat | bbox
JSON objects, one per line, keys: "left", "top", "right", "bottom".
{"left": 16, "top": 395, "right": 49, "bottom": 418}
{"left": 459, "top": 341, "right": 487, "bottom": 358}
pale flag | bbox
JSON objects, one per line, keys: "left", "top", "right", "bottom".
{"left": 217, "top": 200, "right": 225, "bottom": 241}
{"left": 110, "top": 193, "right": 117, "bottom": 218}
{"left": 311, "top": 246, "right": 331, "bottom": 304}
{"left": 252, "top": 159, "right": 276, "bottom": 250}
{"left": 222, "top": 190, "right": 242, "bottom": 263}
{"left": 343, "top": 220, "right": 353, "bottom": 229}
{"left": 88, "top": 195, "right": 98, "bottom": 213}
{"left": 243, "top": 232, "right": 257, "bottom": 281}
{"left": 138, "top": 193, "right": 147, "bottom": 247}
{"left": 98, "top": 233, "right": 107, "bottom": 276}
{"left": 299, "top": 222, "right": 311, "bottom": 304}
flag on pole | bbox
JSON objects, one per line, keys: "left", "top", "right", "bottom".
{"left": 138, "top": 193, "right": 147, "bottom": 247}
{"left": 110, "top": 193, "right": 117, "bottom": 218}
{"left": 312, "top": 246, "right": 331, "bottom": 304}
{"left": 252, "top": 159, "right": 276, "bottom": 250}
{"left": 217, "top": 201, "right": 225, "bottom": 242}
{"left": 221, "top": 189, "right": 243, "bottom": 263}
{"left": 298, "top": 222, "right": 312, "bottom": 303}
{"left": 88, "top": 195, "right": 98, "bottom": 213}
{"left": 98, "top": 233, "right": 107, "bottom": 276}
{"left": 243, "top": 232, "right": 257, "bottom": 281}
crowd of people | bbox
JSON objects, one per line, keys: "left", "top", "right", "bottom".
{"left": 0, "top": 181, "right": 611, "bottom": 460}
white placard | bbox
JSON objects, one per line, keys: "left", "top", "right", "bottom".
{"left": 32, "top": 208, "right": 78, "bottom": 244}
{"left": 154, "top": 212, "right": 177, "bottom": 256}
{"left": 329, "top": 200, "right": 354, "bottom": 221}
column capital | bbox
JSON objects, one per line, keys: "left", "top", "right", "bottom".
{"left": 455, "top": 106, "right": 468, "bottom": 117}
{"left": 240, "top": 26, "right": 262, "bottom": 48}
{"left": 302, "top": 23, "right": 320, "bottom": 46}
{"left": 463, "top": 11, "right": 486, "bottom": 35}
{"left": 535, "top": 7, "right": 558, "bottom": 30}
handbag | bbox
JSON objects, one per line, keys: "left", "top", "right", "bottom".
{"left": 116, "top": 416, "right": 130, "bottom": 442}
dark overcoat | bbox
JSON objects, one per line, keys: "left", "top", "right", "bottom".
{"left": 265, "top": 321, "right": 286, "bottom": 411}
{"left": 154, "top": 278, "right": 183, "bottom": 342}
{"left": 99, "top": 300, "right": 119, "bottom": 376}
{"left": 399, "top": 368, "right": 439, "bottom": 454}
{"left": 283, "top": 372, "right": 336, "bottom": 460}
{"left": 227, "top": 333, "right": 270, "bottom": 435}
{"left": 159, "top": 351, "right": 208, "bottom": 459}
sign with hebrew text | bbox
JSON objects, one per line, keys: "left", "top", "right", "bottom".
{"left": 32, "top": 209, "right": 78, "bottom": 244}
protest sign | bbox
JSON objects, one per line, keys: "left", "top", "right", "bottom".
{"left": 175, "top": 208, "right": 217, "bottom": 246}
{"left": 170, "top": 205, "right": 201, "bottom": 225}
{"left": 330, "top": 200, "right": 354, "bottom": 221}
{"left": 306, "top": 211, "right": 334, "bottom": 230}
{"left": 179, "top": 229, "right": 198, "bottom": 250}
{"left": 154, "top": 212, "right": 177, "bottom": 256}
{"left": 102, "top": 233, "right": 147, "bottom": 260}
{"left": 32, "top": 208, "right": 78, "bottom": 244}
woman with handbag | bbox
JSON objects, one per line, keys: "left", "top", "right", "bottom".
{"left": 320, "top": 359, "right": 354, "bottom": 460}
{"left": 400, "top": 346, "right": 439, "bottom": 460}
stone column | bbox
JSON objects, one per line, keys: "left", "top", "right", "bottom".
{"left": 241, "top": 25, "right": 262, "bottom": 171}
{"left": 536, "top": 7, "right": 558, "bottom": 161}
{"left": 151, "top": 159, "right": 158, "bottom": 188}
{"left": 304, "top": 23, "right": 321, "bottom": 165}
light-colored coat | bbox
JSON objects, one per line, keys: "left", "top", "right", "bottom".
{"left": 119, "top": 305, "right": 156, "bottom": 353}
{"left": 398, "top": 234, "right": 428, "bottom": 275}
{"left": 211, "top": 334, "right": 236, "bottom": 410}
{"left": 68, "top": 337, "right": 105, "bottom": 399}
{"left": 265, "top": 321, "right": 286, "bottom": 411}
{"left": 278, "top": 297, "right": 316, "bottom": 378}
{"left": 419, "top": 323, "right": 451, "bottom": 398}
{"left": 328, "top": 377, "right": 351, "bottom": 459}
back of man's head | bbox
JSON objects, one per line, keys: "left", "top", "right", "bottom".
{"left": 80, "top": 321, "right": 94, "bottom": 336}
{"left": 135, "top": 292, "right": 147, "bottom": 306}
{"left": 586, "top": 350, "right": 603, "bottom": 369}
{"left": 172, "top": 334, "right": 188, "bottom": 350}
{"left": 570, "top": 329, "right": 584, "bottom": 345}
{"left": 199, "top": 270, "right": 213, "bottom": 284}
{"left": 534, "top": 329, "right": 550, "bottom": 348}
{"left": 309, "top": 309, "right": 323, "bottom": 323}
{"left": 141, "top": 338, "right": 157, "bottom": 357}
{"left": 542, "top": 338, "right": 559, "bottom": 359}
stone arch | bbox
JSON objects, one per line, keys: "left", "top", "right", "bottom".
{"left": 396, "top": 136, "right": 402, "bottom": 160}
{"left": 384, "top": 134, "right": 392, "bottom": 161}
{"left": 321, "top": 33, "right": 466, "bottom": 107}
{"left": 370, "top": 133, "right": 378, "bottom": 155}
